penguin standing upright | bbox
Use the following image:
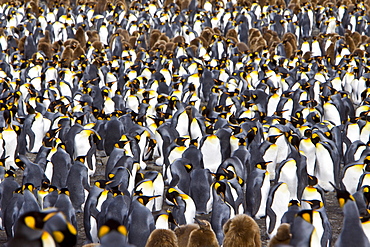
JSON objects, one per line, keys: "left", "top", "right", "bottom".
{"left": 246, "top": 162, "right": 271, "bottom": 219}
{"left": 127, "top": 195, "right": 156, "bottom": 247}
{"left": 84, "top": 180, "right": 111, "bottom": 244}
{"left": 265, "top": 182, "right": 291, "bottom": 238}
{"left": 145, "top": 228, "right": 178, "bottom": 247}
{"left": 210, "top": 180, "right": 235, "bottom": 245}
{"left": 66, "top": 156, "right": 90, "bottom": 213}
{"left": 166, "top": 187, "right": 196, "bottom": 226}
{"left": 332, "top": 184, "right": 370, "bottom": 247}
{"left": 200, "top": 126, "right": 223, "bottom": 173}
{"left": 0, "top": 170, "right": 19, "bottom": 229}
{"left": 74, "top": 127, "right": 101, "bottom": 177}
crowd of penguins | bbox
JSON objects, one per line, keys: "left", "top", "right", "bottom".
{"left": 1, "top": 0, "right": 370, "bottom": 245}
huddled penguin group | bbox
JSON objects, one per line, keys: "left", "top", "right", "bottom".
{"left": 0, "top": 0, "right": 370, "bottom": 245}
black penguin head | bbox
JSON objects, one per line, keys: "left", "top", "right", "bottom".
{"left": 22, "top": 183, "right": 36, "bottom": 192}
{"left": 98, "top": 219, "right": 127, "bottom": 239}
{"left": 59, "top": 188, "right": 70, "bottom": 196}
{"left": 288, "top": 200, "right": 301, "bottom": 207}
{"left": 255, "top": 161, "right": 271, "bottom": 170}
{"left": 296, "top": 209, "right": 313, "bottom": 224}
{"left": 4, "top": 169, "right": 16, "bottom": 178}
{"left": 136, "top": 195, "right": 160, "bottom": 206}
{"left": 307, "top": 175, "right": 318, "bottom": 186}
{"left": 94, "top": 180, "right": 113, "bottom": 189}
{"left": 330, "top": 182, "right": 355, "bottom": 208}
{"left": 75, "top": 156, "right": 86, "bottom": 163}
{"left": 302, "top": 199, "right": 324, "bottom": 210}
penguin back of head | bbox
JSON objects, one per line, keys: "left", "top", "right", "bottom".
{"left": 222, "top": 214, "right": 261, "bottom": 247}
{"left": 145, "top": 229, "right": 178, "bottom": 247}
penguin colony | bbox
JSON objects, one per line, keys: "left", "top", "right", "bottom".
{"left": 0, "top": 0, "right": 370, "bottom": 245}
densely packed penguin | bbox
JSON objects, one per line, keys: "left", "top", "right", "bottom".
{"left": 0, "top": 0, "right": 369, "bottom": 246}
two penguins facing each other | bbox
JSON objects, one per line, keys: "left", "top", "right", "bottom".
{"left": 146, "top": 214, "right": 262, "bottom": 247}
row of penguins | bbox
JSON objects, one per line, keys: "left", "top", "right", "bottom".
{"left": 0, "top": 0, "right": 369, "bottom": 245}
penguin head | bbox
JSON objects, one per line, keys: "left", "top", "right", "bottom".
{"left": 59, "top": 188, "right": 70, "bottom": 196}
{"left": 94, "top": 180, "right": 113, "bottom": 189}
{"left": 255, "top": 161, "right": 271, "bottom": 170}
{"left": 4, "top": 169, "right": 16, "bottom": 178}
{"left": 302, "top": 199, "right": 324, "bottom": 210}
{"left": 75, "top": 156, "right": 87, "bottom": 163}
{"left": 98, "top": 219, "right": 128, "bottom": 239}
{"left": 330, "top": 182, "right": 355, "bottom": 208}
{"left": 15, "top": 156, "right": 25, "bottom": 170}
{"left": 296, "top": 209, "right": 313, "bottom": 224}
{"left": 136, "top": 195, "right": 160, "bottom": 206}
{"left": 22, "top": 183, "right": 36, "bottom": 192}
{"left": 307, "top": 175, "right": 318, "bottom": 186}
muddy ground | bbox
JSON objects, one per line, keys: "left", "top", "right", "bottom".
{"left": 0, "top": 153, "right": 343, "bottom": 247}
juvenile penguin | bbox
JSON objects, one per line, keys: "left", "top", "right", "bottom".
{"left": 145, "top": 229, "right": 179, "bottom": 247}
{"left": 187, "top": 219, "right": 219, "bottom": 247}
{"left": 174, "top": 224, "right": 199, "bottom": 247}
{"left": 267, "top": 223, "right": 291, "bottom": 247}
{"left": 222, "top": 214, "right": 261, "bottom": 247}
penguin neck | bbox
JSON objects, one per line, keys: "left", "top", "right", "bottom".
{"left": 343, "top": 200, "right": 362, "bottom": 227}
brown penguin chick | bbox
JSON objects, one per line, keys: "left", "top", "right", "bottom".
{"left": 236, "top": 42, "right": 249, "bottom": 53}
{"left": 351, "top": 31, "right": 362, "bottom": 47}
{"left": 39, "top": 30, "right": 51, "bottom": 44}
{"left": 87, "top": 30, "right": 100, "bottom": 43}
{"left": 267, "top": 223, "right": 291, "bottom": 247}
{"left": 64, "top": 38, "right": 79, "bottom": 48}
{"left": 37, "top": 42, "right": 53, "bottom": 59}
{"left": 174, "top": 224, "right": 199, "bottom": 247}
{"left": 75, "top": 26, "right": 87, "bottom": 50}
{"left": 345, "top": 33, "right": 356, "bottom": 52}
{"left": 159, "top": 33, "right": 170, "bottom": 43}
{"left": 352, "top": 48, "right": 365, "bottom": 57}
{"left": 172, "top": 35, "right": 186, "bottom": 44}
{"left": 200, "top": 28, "right": 214, "bottom": 43}
{"left": 226, "top": 29, "right": 238, "bottom": 41}
{"left": 73, "top": 44, "right": 85, "bottom": 60}
{"left": 94, "top": 0, "right": 107, "bottom": 14}
{"left": 165, "top": 41, "right": 176, "bottom": 53}
{"left": 187, "top": 219, "right": 219, "bottom": 247}
{"left": 145, "top": 229, "right": 179, "bottom": 247}
{"left": 92, "top": 41, "right": 104, "bottom": 51}
{"left": 149, "top": 30, "right": 161, "bottom": 48}
{"left": 61, "top": 45, "right": 74, "bottom": 68}
{"left": 129, "top": 36, "right": 137, "bottom": 48}
{"left": 18, "top": 36, "right": 26, "bottom": 53}
{"left": 222, "top": 214, "right": 261, "bottom": 247}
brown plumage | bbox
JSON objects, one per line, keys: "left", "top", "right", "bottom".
{"left": 75, "top": 26, "right": 87, "bottom": 50}
{"left": 187, "top": 219, "right": 219, "bottom": 247}
{"left": 236, "top": 42, "right": 249, "bottom": 53}
{"left": 345, "top": 34, "right": 356, "bottom": 52}
{"left": 61, "top": 46, "right": 74, "bottom": 68}
{"left": 87, "top": 30, "right": 100, "bottom": 43}
{"left": 37, "top": 42, "right": 53, "bottom": 59}
{"left": 174, "top": 224, "right": 199, "bottom": 247}
{"left": 226, "top": 29, "right": 238, "bottom": 41}
{"left": 150, "top": 30, "right": 162, "bottom": 48}
{"left": 145, "top": 229, "right": 179, "bottom": 247}
{"left": 267, "top": 223, "right": 291, "bottom": 247}
{"left": 172, "top": 36, "right": 186, "bottom": 44}
{"left": 73, "top": 44, "right": 85, "bottom": 60}
{"left": 222, "top": 214, "right": 261, "bottom": 247}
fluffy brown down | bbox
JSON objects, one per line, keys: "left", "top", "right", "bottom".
{"left": 174, "top": 224, "right": 199, "bottom": 247}
{"left": 268, "top": 223, "right": 291, "bottom": 247}
{"left": 145, "top": 229, "right": 179, "bottom": 247}
{"left": 222, "top": 214, "right": 261, "bottom": 247}
{"left": 187, "top": 220, "right": 219, "bottom": 247}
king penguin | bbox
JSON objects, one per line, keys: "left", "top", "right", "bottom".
{"left": 332, "top": 182, "right": 370, "bottom": 247}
